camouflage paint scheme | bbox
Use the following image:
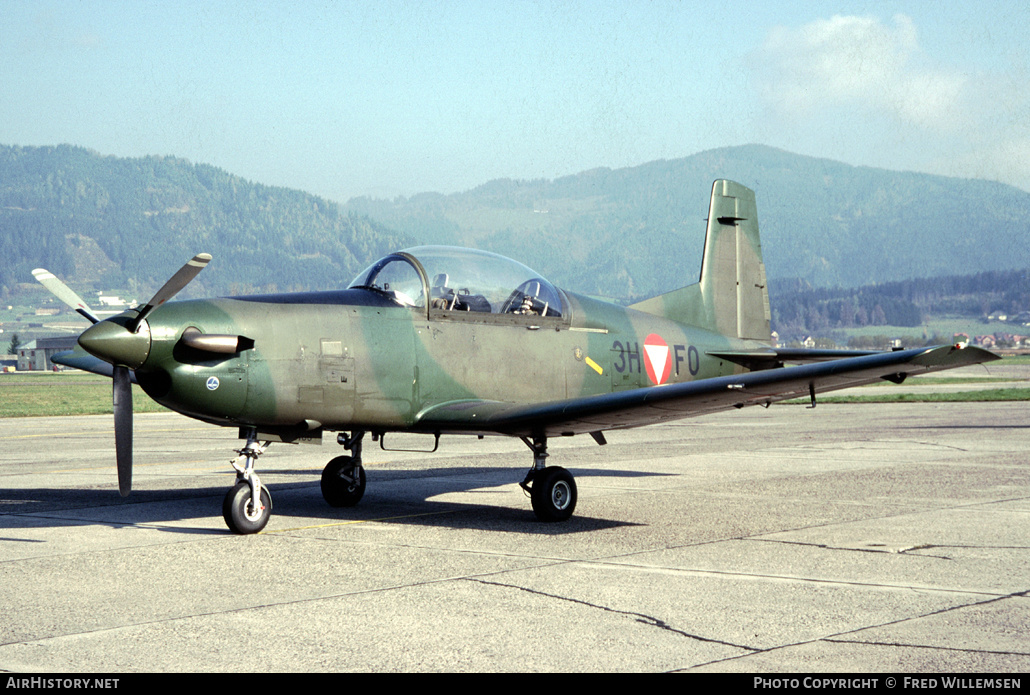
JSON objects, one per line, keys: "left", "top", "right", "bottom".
{"left": 46, "top": 180, "right": 999, "bottom": 531}
{"left": 113, "top": 181, "right": 777, "bottom": 438}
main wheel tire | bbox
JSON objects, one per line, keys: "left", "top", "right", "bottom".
{"left": 530, "top": 466, "right": 577, "bottom": 522}
{"left": 321, "top": 455, "right": 367, "bottom": 507}
{"left": 222, "top": 481, "right": 272, "bottom": 534}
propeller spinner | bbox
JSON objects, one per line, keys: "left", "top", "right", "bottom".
{"left": 71, "top": 253, "right": 212, "bottom": 496}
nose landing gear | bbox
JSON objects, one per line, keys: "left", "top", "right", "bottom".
{"left": 223, "top": 431, "right": 272, "bottom": 534}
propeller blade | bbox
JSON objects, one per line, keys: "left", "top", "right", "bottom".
{"left": 113, "top": 365, "right": 133, "bottom": 496}
{"left": 128, "top": 253, "right": 212, "bottom": 332}
{"left": 32, "top": 269, "right": 100, "bottom": 324}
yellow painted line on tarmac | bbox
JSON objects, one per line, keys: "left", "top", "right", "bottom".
{"left": 0, "top": 426, "right": 213, "bottom": 441}
{"left": 40, "top": 460, "right": 210, "bottom": 475}
{"left": 0, "top": 433, "right": 62, "bottom": 440}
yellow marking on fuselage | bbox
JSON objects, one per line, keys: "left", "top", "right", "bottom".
{"left": 585, "top": 356, "right": 603, "bottom": 375}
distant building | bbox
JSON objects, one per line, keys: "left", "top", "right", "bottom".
{"left": 97, "top": 295, "right": 131, "bottom": 307}
{"left": 16, "top": 336, "right": 78, "bottom": 371}
{"left": 96, "top": 293, "right": 135, "bottom": 308}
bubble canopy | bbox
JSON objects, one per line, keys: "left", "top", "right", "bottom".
{"left": 348, "top": 246, "right": 563, "bottom": 317}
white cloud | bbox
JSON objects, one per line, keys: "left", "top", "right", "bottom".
{"left": 757, "top": 14, "right": 966, "bottom": 131}
{"left": 752, "top": 14, "right": 1030, "bottom": 192}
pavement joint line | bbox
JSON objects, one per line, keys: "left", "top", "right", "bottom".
{"left": 825, "top": 637, "right": 1030, "bottom": 658}
{"left": 574, "top": 558, "right": 1010, "bottom": 597}
{"left": 752, "top": 537, "right": 1030, "bottom": 556}
{"left": 465, "top": 576, "right": 763, "bottom": 652}
{"left": 680, "top": 588, "right": 1030, "bottom": 672}
{"left": 0, "top": 562, "right": 576, "bottom": 651}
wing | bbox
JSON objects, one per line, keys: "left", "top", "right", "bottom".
{"left": 414, "top": 345, "right": 999, "bottom": 437}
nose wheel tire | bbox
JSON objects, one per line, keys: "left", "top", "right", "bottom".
{"left": 530, "top": 466, "right": 577, "bottom": 522}
{"left": 223, "top": 481, "right": 272, "bottom": 534}
{"left": 321, "top": 455, "right": 367, "bottom": 507}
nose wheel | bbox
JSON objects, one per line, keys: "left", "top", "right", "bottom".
{"left": 223, "top": 481, "right": 272, "bottom": 534}
{"left": 223, "top": 431, "right": 272, "bottom": 534}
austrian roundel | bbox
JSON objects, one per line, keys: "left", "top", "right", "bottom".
{"left": 643, "top": 333, "right": 672, "bottom": 386}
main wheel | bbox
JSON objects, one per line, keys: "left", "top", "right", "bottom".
{"left": 222, "top": 481, "right": 272, "bottom": 534}
{"left": 530, "top": 466, "right": 577, "bottom": 522}
{"left": 321, "top": 455, "right": 367, "bottom": 507}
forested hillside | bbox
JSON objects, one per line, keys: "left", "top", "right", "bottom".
{"left": 347, "top": 145, "right": 1030, "bottom": 302}
{"left": 3, "top": 143, "right": 1028, "bottom": 317}
{"left": 0, "top": 145, "right": 411, "bottom": 297}
{"left": 771, "top": 269, "right": 1030, "bottom": 339}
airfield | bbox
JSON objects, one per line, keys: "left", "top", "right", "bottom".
{"left": 1, "top": 373, "right": 1028, "bottom": 672}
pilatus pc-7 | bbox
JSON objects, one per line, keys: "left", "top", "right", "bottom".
{"left": 34, "top": 180, "right": 998, "bottom": 533}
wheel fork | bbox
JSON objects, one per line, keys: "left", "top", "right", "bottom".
{"left": 231, "top": 429, "right": 271, "bottom": 514}
{"left": 518, "top": 434, "right": 548, "bottom": 493}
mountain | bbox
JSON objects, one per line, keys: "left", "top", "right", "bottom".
{"left": 3, "top": 143, "right": 1028, "bottom": 307}
{"left": 345, "top": 145, "right": 1030, "bottom": 301}
{"left": 0, "top": 144, "right": 411, "bottom": 298}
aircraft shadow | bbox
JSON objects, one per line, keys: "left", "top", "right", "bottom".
{"left": 0, "top": 465, "right": 657, "bottom": 535}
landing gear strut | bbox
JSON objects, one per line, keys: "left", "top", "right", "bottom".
{"left": 223, "top": 430, "right": 272, "bottom": 534}
{"left": 321, "top": 431, "right": 367, "bottom": 507}
{"left": 519, "top": 435, "right": 577, "bottom": 522}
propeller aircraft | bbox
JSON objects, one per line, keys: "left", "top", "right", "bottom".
{"left": 33, "top": 180, "right": 999, "bottom": 534}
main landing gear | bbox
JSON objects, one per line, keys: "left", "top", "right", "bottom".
{"left": 321, "top": 431, "right": 367, "bottom": 508}
{"left": 318, "top": 430, "right": 578, "bottom": 522}
{"left": 220, "top": 429, "right": 578, "bottom": 534}
{"left": 519, "top": 435, "right": 578, "bottom": 522}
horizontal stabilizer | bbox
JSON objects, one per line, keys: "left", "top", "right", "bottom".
{"left": 51, "top": 348, "right": 137, "bottom": 382}
{"left": 708, "top": 347, "right": 883, "bottom": 371}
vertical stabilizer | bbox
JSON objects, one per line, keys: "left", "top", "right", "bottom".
{"left": 630, "top": 180, "right": 771, "bottom": 342}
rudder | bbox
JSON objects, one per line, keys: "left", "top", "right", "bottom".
{"left": 630, "top": 180, "right": 771, "bottom": 342}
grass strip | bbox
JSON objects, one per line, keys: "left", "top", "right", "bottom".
{"left": 785, "top": 388, "right": 1030, "bottom": 405}
{"left": 0, "top": 378, "right": 168, "bottom": 417}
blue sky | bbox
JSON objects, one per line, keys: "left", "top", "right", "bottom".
{"left": 3, "top": 0, "right": 1029, "bottom": 201}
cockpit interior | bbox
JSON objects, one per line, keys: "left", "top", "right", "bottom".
{"left": 348, "top": 246, "right": 563, "bottom": 318}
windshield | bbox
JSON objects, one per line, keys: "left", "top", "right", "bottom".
{"left": 348, "top": 246, "right": 563, "bottom": 317}
{"left": 347, "top": 254, "right": 424, "bottom": 307}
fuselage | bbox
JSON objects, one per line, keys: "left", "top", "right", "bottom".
{"left": 131, "top": 287, "right": 761, "bottom": 435}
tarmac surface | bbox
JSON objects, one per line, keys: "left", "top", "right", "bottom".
{"left": 1, "top": 393, "right": 1028, "bottom": 672}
